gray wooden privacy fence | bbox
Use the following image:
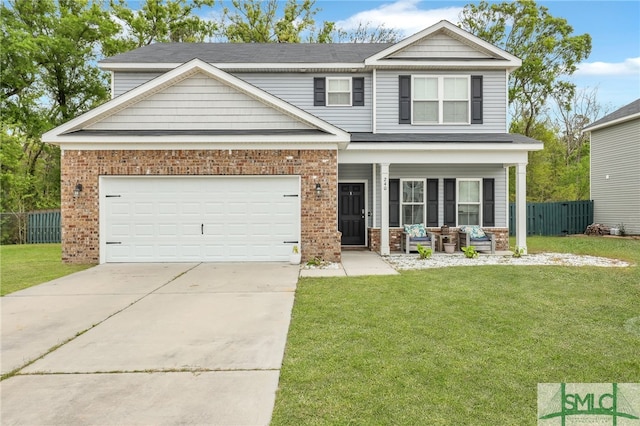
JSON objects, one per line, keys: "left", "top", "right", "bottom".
{"left": 509, "top": 200, "right": 594, "bottom": 236}
{"left": 27, "top": 210, "right": 61, "bottom": 243}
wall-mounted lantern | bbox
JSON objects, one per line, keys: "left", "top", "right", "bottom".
{"left": 73, "top": 183, "right": 83, "bottom": 198}
{"left": 315, "top": 182, "right": 322, "bottom": 196}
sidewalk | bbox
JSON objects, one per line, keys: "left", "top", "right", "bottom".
{"left": 299, "top": 250, "right": 398, "bottom": 277}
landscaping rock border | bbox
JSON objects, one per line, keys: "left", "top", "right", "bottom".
{"left": 384, "top": 252, "right": 632, "bottom": 270}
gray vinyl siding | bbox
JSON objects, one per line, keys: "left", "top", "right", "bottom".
{"left": 590, "top": 119, "right": 640, "bottom": 234}
{"left": 235, "top": 73, "right": 372, "bottom": 132}
{"left": 390, "top": 33, "right": 493, "bottom": 59}
{"left": 338, "top": 164, "right": 374, "bottom": 228}
{"left": 91, "top": 72, "right": 311, "bottom": 131}
{"left": 112, "top": 71, "right": 373, "bottom": 132}
{"left": 373, "top": 164, "right": 507, "bottom": 228}
{"left": 113, "top": 72, "right": 162, "bottom": 96}
{"left": 376, "top": 70, "right": 507, "bottom": 133}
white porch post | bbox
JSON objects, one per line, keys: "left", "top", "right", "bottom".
{"left": 515, "top": 162, "right": 528, "bottom": 254}
{"left": 380, "top": 163, "right": 390, "bottom": 255}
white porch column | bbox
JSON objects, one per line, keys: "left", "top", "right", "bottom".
{"left": 380, "top": 163, "right": 390, "bottom": 255}
{"left": 515, "top": 162, "right": 528, "bottom": 254}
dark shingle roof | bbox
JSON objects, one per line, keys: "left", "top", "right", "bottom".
{"left": 101, "top": 43, "right": 393, "bottom": 64}
{"left": 584, "top": 98, "right": 640, "bottom": 131}
{"left": 350, "top": 133, "right": 542, "bottom": 144}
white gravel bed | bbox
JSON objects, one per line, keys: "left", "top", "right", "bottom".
{"left": 384, "top": 252, "right": 632, "bottom": 270}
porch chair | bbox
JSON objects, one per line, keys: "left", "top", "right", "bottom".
{"left": 402, "top": 223, "right": 436, "bottom": 254}
{"left": 458, "top": 225, "right": 496, "bottom": 254}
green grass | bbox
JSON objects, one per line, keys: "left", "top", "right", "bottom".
{"left": 272, "top": 236, "right": 640, "bottom": 425}
{"left": 0, "top": 244, "right": 93, "bottom": 296}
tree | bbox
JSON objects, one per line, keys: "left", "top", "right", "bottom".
{"left": 221, "top": 0, "right": 334, "bottom": 43}
{"left": 108, "top": 0, "right": 216, "bottom": 53}
{"left": 459, "top": 0, "right": 592, "bottom": 137}
{"left": 1, "top": 0, "right": 119, "bottom": 217}
{"left": 335, "top": 22, "right": 402, "bottom": 43}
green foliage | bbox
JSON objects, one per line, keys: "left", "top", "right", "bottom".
{"left": 108, "top": 0, "right": 216, "bottom": 53}
{"left": 222, "top": 0, "right": 334, "bottom": 43}
{"left": 512, "top": 246, "right": 525, "bottom": 258}
{"left": 461, "top": 245, "right": 479, "bottom": 258}
{"left": 460, "top": 0, "right": 592, "bottom": 137}
{"left": 416, "top": 243, "right": 432, "bottom": 259}
{"left": 0, "top": 244, "right": 93, "bottom": 296}
{"left": 274, "top": 238, "right": 640, "bottom": 424}
{"left": 1, "top": 0, "right": 119, "bottom": 214}
{"left": 306, "top": 257, "right": 323, "bottom": 267}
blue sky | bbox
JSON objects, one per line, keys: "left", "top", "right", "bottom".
{"left": 305, "top": 0, "right": 640, "bottom": 111}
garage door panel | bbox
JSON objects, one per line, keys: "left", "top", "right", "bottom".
{"left": 102, "top": 176, "right": 300, "bottom": 262}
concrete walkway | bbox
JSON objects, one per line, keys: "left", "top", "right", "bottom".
{"left": 299, "top": 250, "right": 398, "bottom": 277}
{"left": 1, "top": 263, "right": 298, "bottom": 425}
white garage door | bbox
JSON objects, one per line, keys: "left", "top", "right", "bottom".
{"left": 100, "top": 176, "right": 300, "bottom": 263}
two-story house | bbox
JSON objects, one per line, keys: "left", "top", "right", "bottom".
{"left": 43, "top": 20, "right": 543, "bottom": 264}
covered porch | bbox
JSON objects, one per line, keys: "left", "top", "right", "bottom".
{"left": 337, "top": 135, "right": 542, "bottom": 255}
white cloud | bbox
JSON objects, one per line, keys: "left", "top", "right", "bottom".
{"left": 576, "top": 57, "right": 640, "bottom": 76}
{"left": 334, "top": 0, "right": 463, "bottom": 37}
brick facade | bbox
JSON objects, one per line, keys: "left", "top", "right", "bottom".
{"left": 368, "top": 227, "right": 510, "bottom": 253}
{"left": 61, "top": 149, "right": 340, "bottom": 264}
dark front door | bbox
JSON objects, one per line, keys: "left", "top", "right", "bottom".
{"left": 338, "top": 183, "right": 365, "bottom": 245}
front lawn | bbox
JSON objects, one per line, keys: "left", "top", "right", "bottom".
{"left": 0, "top": 244, "right": 93, "bottom": 296}
{"left": 272, "top": 236, "right": 640, "bottom": 425}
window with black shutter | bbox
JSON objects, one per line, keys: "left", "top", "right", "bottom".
{"left": 398, "top": 75, "right": 411, "bottom": 123}
{"left": 471, "top": 75, "right": 483, "bottom": 124}
{"left": 444, "top": 178, "right": 456, "bottom": 227}
{"left": 389, "top": 179, "right": 400, "bottom": 227}
{"left": 314, "top": 78, "right": 326, "bottom": 106}
{"left": 482, "top": 178, "right": 495, "bottom": 227}
{"left": 426, "top": 179, "right": 439, "bottom": 227}
{"left": 314, "top": 77, "right": 364, "bottom": 107}
{"left": 353, "top": 77, "right": 364, "bottom": 106}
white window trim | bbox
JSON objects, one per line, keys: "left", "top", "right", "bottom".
{"left": 456, "top": 178, "right": 482, "bottom": 226}
{"left": 411, "top": 75, "right": 470, "bottom": 125}
{"left": 400, "top": 178, "right": 426, "bottom": 226}
{"left": 326, "top": 77, "right": 352, "bottom": 107}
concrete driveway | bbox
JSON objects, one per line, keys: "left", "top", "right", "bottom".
{"left": 1, "top": 262, "right": 298, "bottom": 425}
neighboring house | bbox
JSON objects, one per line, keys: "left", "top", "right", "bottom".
{"left": 43, "top": 20, "right": 543, "bottom": 264}
{"left": 583, "top": 99, "right": 640, "bottom": 235}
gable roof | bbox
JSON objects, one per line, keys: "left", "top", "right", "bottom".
{"left": 99, "top": 20, "right": 521, "bottom": 72}
{"left": 43, "top": 58, "right": 350, "bottom": 148}
{"left": 365, "top": 20, "right": 521, "bottom": 70}
{"left": 583, "top": 98, "right": 640, "bottom": 132}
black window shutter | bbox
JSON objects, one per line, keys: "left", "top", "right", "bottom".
{"left": 399, "top": 75, "right": 411, "bottom": 124}
{"left": 471, "top": 75, "right": 483, "bottom": 124}
{"left": 314, "top": 77, "right": 326, "bottom": 106}
{"left": 444, "top": 178, "right": 456, "bottom": 227}
{"left": 352, "top": 77, "right": 364, "bottom": 106}
{"left": 482, "top": 178, "right": 495, "bottom": 227}
{"left": 389, "top": 179, "right": 400, "bottom": 227}
{"left": 426, "top": 179, "right": 439, "bottom": 227}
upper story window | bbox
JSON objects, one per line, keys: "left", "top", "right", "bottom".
{"left": 400, "top": 75, "right": 481, "bottom": 125}
{"left": 314, "top": 77, "right": 364, "bottom": 107}
{"left": 412, "top": 76, "right": 469, "bottom": 124}
{"left": 327, "top": 77, "right": 352, "bottom": 106}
